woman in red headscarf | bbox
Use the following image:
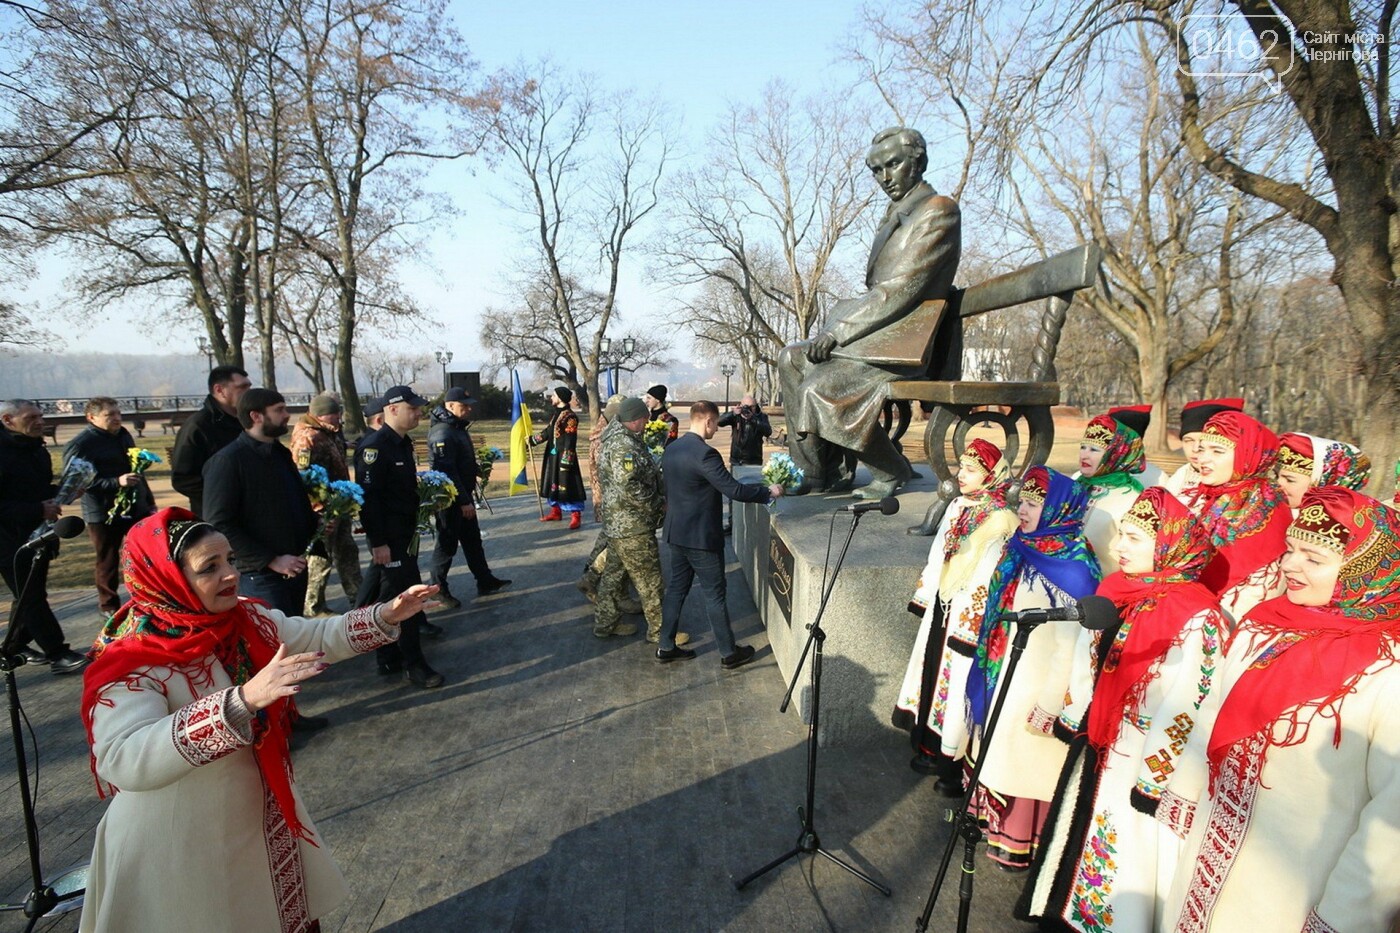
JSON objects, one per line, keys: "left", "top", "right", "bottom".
{"left": 1181, "top": 411, "right": 1291, "bottom": 624}
{"left": 1020, "top": 488, "right": 1227, "bottom": 933}
{"left": 896, "top": 439, "right": 1018, "bottom": 794}
{"left": 1159, "top": 488, "right": 1400, "bottom": 932}
{"left": 78, "top": 508, "right": 438, "bottom": 933}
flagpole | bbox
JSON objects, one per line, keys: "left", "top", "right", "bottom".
{"left": 527, "top": 435, "right": 545, "bottom": 519}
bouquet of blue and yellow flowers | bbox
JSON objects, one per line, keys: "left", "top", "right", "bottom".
{"left": 106, "top": 448, "right": 161, "bottom": 523}
{"left": 643, "top": 419, "right": 669, "bottom": 460}
{"left": 761, "top": 452, "right": 805, "bottom": 511}
{"left": 476, "top": 446, "right": 505, "bottom": 492}
{"left": 413, "top": 470, "right": 459, "bottom": 554}
{"left": 300, "top": 465, "right": 364, "bottom": 555}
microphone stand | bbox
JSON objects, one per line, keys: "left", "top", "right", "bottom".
{"left": 736, "top": 509, "right": 891, "bottom": 896}
{"left": 913, "top": 617, "right": 1042, "bottom": 932}
{"left": 0, "top": 545, "right": 89, "bottom": 930}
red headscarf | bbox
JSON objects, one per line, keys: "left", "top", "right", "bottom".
{"left": 1207, "top": 488, "right": 1400, "bottom": 785}
{"left": 1090, "top": 489, "right": 1218, "bottom": 755}
{"left": 80, "top": 508, "right": 309, "bottom": 841}
{"left": 1185, "top": 411, "right": 1291, "bottom": 594}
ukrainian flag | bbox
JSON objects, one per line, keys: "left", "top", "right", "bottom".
{"left": 508, "top": 370, "right": 534, "bottom": 495}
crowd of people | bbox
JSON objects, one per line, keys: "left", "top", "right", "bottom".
{"left": 0, "top": 372, "right": 782, "bottom": 932}
{"left": 3, "top": 373, "right": 1391, "bottom": 931}
{"left": 898, "top": 398, "right": 1395, "bottom": 932}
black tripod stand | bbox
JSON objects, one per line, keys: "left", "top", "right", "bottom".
{"left": 914, "top": 618, "right": 1040, "bottom": 932}
{"left": 736, "top": 509, "right": 891, "bottom": 896}
{"left": 0, "top": 545, "right": 89, "bottom": 930}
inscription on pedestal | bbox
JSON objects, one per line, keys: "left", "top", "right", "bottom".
{"left": 768, "top": 531, "right": 795, "bottom": 627}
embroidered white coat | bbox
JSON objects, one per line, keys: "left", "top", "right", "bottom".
{"left": 1026, "top": 607, "right": 1226, "bottom": 932}
{"left": 1158, "top": 627, "right": 1400, "bottom": 933}
{"left": 897, "top": 498, "right": 1017, "bottom": 759}
{"left": 79, "top": 603, "right": 395, "bottom": 933}
{"left": 974, "top": 568, "right": 1084, "bottom": 802}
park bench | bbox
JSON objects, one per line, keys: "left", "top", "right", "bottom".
{"left": 883, "top": 243, "right": 1104, "bottom": 535}
{"left": 162, "top": 411, "right": 189, "bottom": 435}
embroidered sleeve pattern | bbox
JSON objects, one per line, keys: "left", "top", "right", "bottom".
{"left": 1027, "top": 704, "right": 1057, "bottom": 736}
{"left": 346, "top": 604, "right": 398, "bottom": 654}
{"left": 171, "top": 687, "right": 251, "bottom": 767}
{"left": 1301, "top": 909, "right": 1340, "bottom": 933}
{"left": 1155, "top": 787, "right": 1196, "bottom": 839}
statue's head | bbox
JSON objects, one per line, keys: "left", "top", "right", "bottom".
{"left": 866, "top": 127, "right": 928, "bottom": 202}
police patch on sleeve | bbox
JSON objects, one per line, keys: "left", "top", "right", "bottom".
{"left": 362, "top": 448, "right": 378, "bottom": 465}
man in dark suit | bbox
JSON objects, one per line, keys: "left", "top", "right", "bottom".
{"left": 656, "top": 400, "right": 784, "bottom": 668}
{"left": 777, "top": 126, "right": 961, "bottom": 499}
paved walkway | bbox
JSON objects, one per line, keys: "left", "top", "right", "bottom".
{"left": 1, "top": 493, "right": 1036, "bottom": 932}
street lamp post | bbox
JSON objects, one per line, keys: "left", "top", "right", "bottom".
{"left": 599, "top": 337, "right": 638, "bottom": 393}
{"left": 720, "top": 363, "right": 736, "bottom": 411}
{"left": 196, "top": 336, "right": 213, "bottom": 371}
{"left": 435, "top": 349, "right": 453, "bottom": 394}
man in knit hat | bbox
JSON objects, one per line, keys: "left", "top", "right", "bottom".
{"left": 643, "top": 385, "right": 679, "bottom": 447}
{"left": 290, "top": 392, "right": 363, "bottom": 615}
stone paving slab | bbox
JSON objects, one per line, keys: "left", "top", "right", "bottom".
{"left": 1, "top": 493, "right": 1035, "bottom": 932}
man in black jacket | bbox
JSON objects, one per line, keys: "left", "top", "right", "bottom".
{"left": 64, "top": 397, "right": 154, "bottom": 617}
{"left": 355, "top": 385, "right": 443, "bottom": 689}
{"left": 656, "top": 400, "right": 783, "bottom": 668}
{"left": 0, "top": 399, "right": 88, "bottom": 673}
{"left": 170, "top": 365, "right": 251, "bottom": 517}
{"left": 427, "top": 387, "right": 510, "bottom": 609}
{"left": 716, "top": 395, "right": 772, "bottom": 467}
{"left": 203, "top": 388, "right": 317, "bottom": 615}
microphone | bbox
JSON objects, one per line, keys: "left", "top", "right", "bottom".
{"left": 21, "top": 516, "right": 86, "bottom": 551}
{"left": 838, "top": 497, "right": 900, "bottom": 516}
{"left": 1001, "top": 594, "right": 1120, "bottom": 631}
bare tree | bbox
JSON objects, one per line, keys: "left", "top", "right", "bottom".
{"left": 480, "top": 271, "right": 666, "bottom": 399}
{"left": 655, "top": 82, "right": 873, "bottom": 376}
{"left": 480, "top": 63, "right": 669, "bottom": 413}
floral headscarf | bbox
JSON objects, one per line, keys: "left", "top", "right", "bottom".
{"left": 1078, "top": 412, "right": 1147, "bottom": 500}
{"left": 81, "top": 508, "right": 310, "bottom": 841}
{"left": 1277, "top": 432, "right": 1371, "bottom": 491}
{"left": 967, "top": 466, "right": 1101, "bottom": 727}
{"left": 1090, "top": 489, "right": 1218, "bottom": 755}
{"left": 1208, "top": 488, "right": 1400, "bottom": 786}
{"left": 1185, "top": 411, "right": 1291, "bottom": 595}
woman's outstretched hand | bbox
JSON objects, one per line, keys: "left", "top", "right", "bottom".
{"left": 381, "top": 584, "right": 440, "bottom": 625}
{"left": 242, "top": 643, "right": 328, "bottom": 711}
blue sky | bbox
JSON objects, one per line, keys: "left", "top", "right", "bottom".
{"left": 33, "top": 0, "right": 878, "bottom": 373}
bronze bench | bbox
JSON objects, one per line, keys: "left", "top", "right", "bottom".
{"left": 884, "top": 243, "right": 1102, "bottom": 535}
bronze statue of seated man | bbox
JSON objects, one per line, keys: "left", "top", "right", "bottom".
{"left": 778, "top": 126, "right": 963, "bottom": 498}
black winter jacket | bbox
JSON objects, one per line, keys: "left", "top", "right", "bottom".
{"left": 170, "top": 396, "right": 243, "bottom": 517}
{"left": 202, "top": 432, "right": 317, "bottom": 573}
{"left": 427, "top": 407, "right": 479, "bottom": 507}
{"left": 0, "top": 427, "right": 56, "bottom": 556}
{"left": 64, "top": 425, "right": 154, "bottom": 524}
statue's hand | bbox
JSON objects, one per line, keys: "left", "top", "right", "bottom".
{"left": 806, "top": 333, "right": 838, "bottom": 363}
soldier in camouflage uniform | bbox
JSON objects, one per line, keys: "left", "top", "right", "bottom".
{"left": 593, "top": 397, "right": 666, "bottom": 639}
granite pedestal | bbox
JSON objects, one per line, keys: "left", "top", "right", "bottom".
{"left": 732, "top": 463, "right": 942, "bottom": 747}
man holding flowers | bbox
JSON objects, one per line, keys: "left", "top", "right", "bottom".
{"left": 427, "top": 387, "right": 510, "bottom": 609}
{"left": 64, "top": 397, "right": 156, "bottom": 618}
{"left": 291, "top": 392, "right": 363, "bottom": 615}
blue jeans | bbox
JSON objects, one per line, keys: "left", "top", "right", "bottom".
{"left": 660, "top": 545, "right": 736, "bottom": 656}
{"left": 238, "top": 569, "right": 308, "bottom": 617}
